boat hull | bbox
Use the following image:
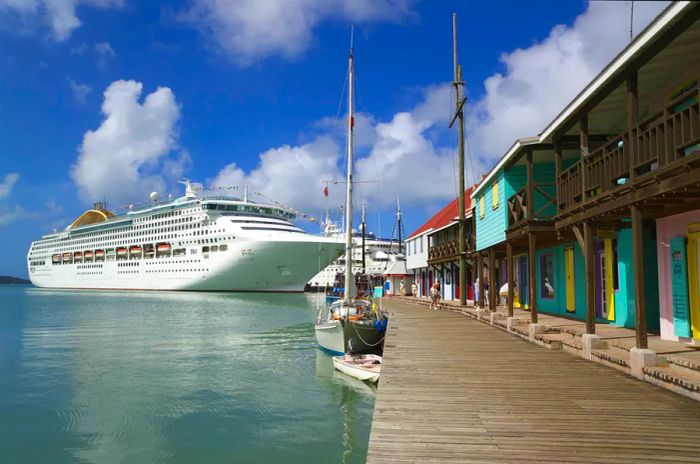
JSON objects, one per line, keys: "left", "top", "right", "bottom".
{"left": 314, "top": 320, "right": 384, "bottom": 355}
{"left": 28, "top": 238, "right": 344, "bottom": 293}
{"left": 332, "top": 355, "right": 381, "bottom": 383}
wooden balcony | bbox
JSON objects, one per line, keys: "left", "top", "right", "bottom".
{"left": 428, "top": 237, "right": 474, "bottom": 265}
{"left": 507, "top": 185, "right": 557, "bottom": 229}
{"left": 558, "top": 85, "right": 700, "bottom": 218}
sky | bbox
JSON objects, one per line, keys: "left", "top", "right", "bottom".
{"left": 0, "top": 0, "right": 669, "bottom": 277}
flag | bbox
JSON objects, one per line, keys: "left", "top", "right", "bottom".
{"left": 323, "top": 185, "right": 329, "bottom": 197}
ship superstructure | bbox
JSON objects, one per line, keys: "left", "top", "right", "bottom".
{"left": 306, "top": 215, "right": 398, "bottom": 291}
{"left": 27, "top": 181, "right": 344, "bottom": 292}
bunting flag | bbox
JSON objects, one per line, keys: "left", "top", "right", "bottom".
{"left": 323, "top": 185, "right": 329, "bottom": 197}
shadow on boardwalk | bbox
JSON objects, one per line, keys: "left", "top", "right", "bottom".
{"left": 367, "top": 300, "right": 700, "bottom": 464}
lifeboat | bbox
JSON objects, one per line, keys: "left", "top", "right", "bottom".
{"left": 129, "top": 245, "right": 142, "bottom": 254}
{"left": 144, "top": 244, "right": 155, "bottom": 254}
{"left": 116, "top": 247, "right": 128, "bottom": 255}
{"left": 74, "top": 252, "right": 83, "bottom": 258}
{"left": 84, "top": 251, "right": 93, "bottom": 258}
{"left": 62, "top": 253, "right": 72, "bottom": 262}
{"left": 52, "top": 254, "right": 61, "bottom": 263}
{"left": 95, "top": 250, "right": 105, "bottom": 257}
{"left": 156, "top": 243, "right": 171, "bottom": 252}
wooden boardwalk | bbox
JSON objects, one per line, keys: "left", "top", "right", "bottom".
{"left": 367, "top": 300, "right": 700, "bottom": 463}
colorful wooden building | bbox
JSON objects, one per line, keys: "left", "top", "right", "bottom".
{"left": 471, "top": 1, "right": 700, "bottom": 376}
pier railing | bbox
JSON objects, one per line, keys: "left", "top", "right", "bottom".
{"left": 507, "top": 184, "right": 557, "bottom": 229}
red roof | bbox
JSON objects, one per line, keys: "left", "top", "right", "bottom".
{"left": 407, "top": 187, "right": 475, "bottom": 239}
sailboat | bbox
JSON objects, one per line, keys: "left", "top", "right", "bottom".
{"left": 314, "top": 31, "right": 386, "bottom": 356}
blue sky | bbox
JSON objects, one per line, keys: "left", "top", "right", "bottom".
{"left": 0, "top": 0, "right": 667, "bottom": 277}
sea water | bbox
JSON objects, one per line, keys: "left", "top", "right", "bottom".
{"left": 0, "top": 286, "right": 374, "bottom": 463}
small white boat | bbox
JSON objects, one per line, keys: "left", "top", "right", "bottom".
{"left": 332, "top": 354, "right": 382, "bottom": 383}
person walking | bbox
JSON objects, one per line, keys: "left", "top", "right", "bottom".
{"left": 429, "top": 282, "right": 437, "bottom": 309}
{"left": 434, "top": 281, "right": 442, "bottom": 309}
{"left": 411, "top": 281, "right": 418, "bottom": 297}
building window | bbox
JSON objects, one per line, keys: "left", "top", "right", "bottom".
{"left": 492, "top": 180, "right": 499, "bottom": 209}
{"left": 479, "top": 195, "right": 485, "bottom": 219}
{"left": 540, "top": 254, "right": 554, "bottom": 299}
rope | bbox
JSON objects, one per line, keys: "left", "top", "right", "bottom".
{"left": 348, "top": 321, "right": 386, "bottom": 348}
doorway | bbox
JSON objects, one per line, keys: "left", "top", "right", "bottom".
{"left": 565, "top": 247, "right": 575, "bottom": 313}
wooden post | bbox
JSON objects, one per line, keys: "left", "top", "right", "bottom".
{"left": 507, "top": 241, "right": 514, "bottom": 317}
{"left": 583, "top": 221, "right": 595, "bottom": 334}
{"left": 580, "top": 114, "right": 589, "bottom": 201}
{"left": 489, "top": 247, "right": 496, "bottom": 311}
{"left": 627, "top": 71, "right": 639, "bottom": 178}
{"left": 526, "top": 149, "right": 534, "bottom": 221}
{"left": 528, "top": 232, "right": 537, "bottom": 324}
{"left": 477, "top": 253, "right": 484, "bottom": 309}
{"left": 554, "top": 141, "right": 562, "bottom": 214}
{"left": 631, "top": 204, "right": 648, "bottom": 349}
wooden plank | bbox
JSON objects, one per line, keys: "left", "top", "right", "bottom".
{"left": 628, "top": 71, "right": 639, "bottom": 181}
{"left": 367, "top": 301, "right": 700, "bottom": 463}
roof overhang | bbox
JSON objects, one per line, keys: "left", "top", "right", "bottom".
{"left": 471, "top": 136, "right": 539, "bottom": 199}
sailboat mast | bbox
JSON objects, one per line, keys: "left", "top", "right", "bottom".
{"left": 396, "top": 198, "right": 403, "bottom": 255}
{"left": 344, "top": 30, "right": 355, "bottom": 300}
{"left": 361, "top": 203, "right": 366, "bottom": 275}
{"left": 453, "top": 13, "right": 467, "bottom": 306}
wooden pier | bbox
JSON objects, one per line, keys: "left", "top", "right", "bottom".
{"left": 367, "top": 300, "right": 700, "bottom": 463}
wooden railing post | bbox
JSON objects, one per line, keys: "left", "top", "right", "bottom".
{"left": 631, "top": 204, "right": 648, "bottom": 349}
{"left": 526, "top": 149, "right": 534, "bottom": 221}
{"left": 580, "top": 114, "right": 589, "bottom": 200}
{"left": 555, "top": 140, "right": 562, "bottom": 214}
{"left": 583, "top": 221, "right": 595, "bottom": 334}
{"left": 507, "top": 241, "right": 514, "bottom": 317}
{"left": 477, "top": 252, "right": 484, "bottom": 309}
{"left": 627, "top": 71, "right": 638, "bottom": 179}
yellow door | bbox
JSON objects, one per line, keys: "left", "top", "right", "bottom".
{"left": 565, "top": 247, "right": 575, "bottom": 313}
{"left": 604, "top": 239, "right": 616, "bottom": 321}
{"left": 687, "top": 231, "right": 700, "bottom": 340}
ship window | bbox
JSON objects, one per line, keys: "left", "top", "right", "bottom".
{"left": 220, "top": 244, "right": 228, "bottom": 251}
{"left": 211, "top": 245, "right": 219, "bottom": 252}
{"left": 202, "top": 246, "right": 210, "bottom": 253}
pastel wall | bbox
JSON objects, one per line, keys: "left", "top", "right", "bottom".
{"left": 656, "top": 209, "right": 700, "bottom": 341}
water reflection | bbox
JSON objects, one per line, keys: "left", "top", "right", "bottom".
{"left": 0, "top": 287, "right": 374, "bottom": 463}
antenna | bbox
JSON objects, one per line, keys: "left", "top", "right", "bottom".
{"left": 629, "top": 0, "right": 634, "bottom": 42}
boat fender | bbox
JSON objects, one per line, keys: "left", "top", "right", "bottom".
{"left": 375, "top": 318, "right": 388, "bottom": 333}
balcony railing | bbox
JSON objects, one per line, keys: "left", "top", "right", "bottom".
{"left": 428, "top": 239, "right": 458, "bottom": 264}
{"left": 558, "top": 85, "right": 700, "bottom": 214}
{"left": 507, "top": 183, "right": 557, "bottom": 229}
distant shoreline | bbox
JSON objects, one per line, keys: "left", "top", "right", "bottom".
{"left": 0, "top": 276, "right": 31, "bottom": 285}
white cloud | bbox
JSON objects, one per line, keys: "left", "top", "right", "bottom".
{"left": 210, "top": 84, "right": 460, "bottom": 214}
{"left": 467, "top": 1, "right": 669, "bottom": 164}
{"left": 0, "top": 172, "right": 19, "bottom": 198}
{"left": 183, "top": 0, "right": 414, "bottom": 64}
{"left": 68, "top": 78, "right": 92, "bottom": 104}
{"left": 71, "top": 79, "right": 183, "bottom": 206}
{"left": 0, "top": 0, "right": 122, "bottom": 41}
{"left": 0, "top": 205, "right": 25, "bottom": 226}
{"left": 212, "top": 136, "right": 342, "bottom": 213}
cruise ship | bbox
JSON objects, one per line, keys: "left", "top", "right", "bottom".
{"left": 306, "top": 215, "right": 399, "bottom": 291}
{"left": 26, "top": 181, "right": 345, "bottom": 292}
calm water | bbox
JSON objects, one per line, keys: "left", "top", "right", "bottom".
{"left": 0, "top": 286, "right": 374, "bottom": 463}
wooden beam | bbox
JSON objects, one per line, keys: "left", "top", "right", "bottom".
{"left": 489, "top": 247, "right": 496, "bottom": 311}
{"left": 583, "top": 221, "right": 595, "bottom": 334}
{"left": 477, "top": 253, "right": 484, "bottom": 309}
{"left": 555, "top": 140, "right": 562, "bottom": 215}
{"left": 507, "top": 241, "right": 514, "bottom": 318}
{"left": 580, "top": 114, "right": 589, "bottom": 201}
{"left": 528, "top": 232, "right": 537, "bottom": 324}
{"left": 631, "top": 204, "right": 648, "bottom": 349}
{"left": 572, "top": 225, "right": 584, "bottom": 251}
{"left": 627, "top": 71, "right": 638, "bottom": 181}
{"left": 526, "top": 149, "right": 534, "bottom": 221}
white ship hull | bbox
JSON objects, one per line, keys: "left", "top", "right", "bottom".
{"left": 29, "top": 237, "right": 343, "bottom": 292}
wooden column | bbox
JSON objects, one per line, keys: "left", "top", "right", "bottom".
{"left": 627, "top": 71, "right": 639, "bottom": 177}
{"left": 583, "top": 221, "right": 595, "bottom": 334}
{"left": 554, "top": 141, "right": 562, "bottom": 214}
{"left": 506, "top": 241, "right": 514, "bottom": 317}
{"left": 489, "top": 247, "right": 496, "bottom": 311}
{"left": 526, "top": 149, "right": 534, "bottom": 221}
{"left": 580, "top": 114, "right": 589, "bottom": 201}
{"left": 477, "top": 252, "right": 484, "bottom": 309}
{"left": 528, "top": 232, "right": 537, "bottom": 324}
{"left": 631, "top": 204, "right": 648, "bottom": 349}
